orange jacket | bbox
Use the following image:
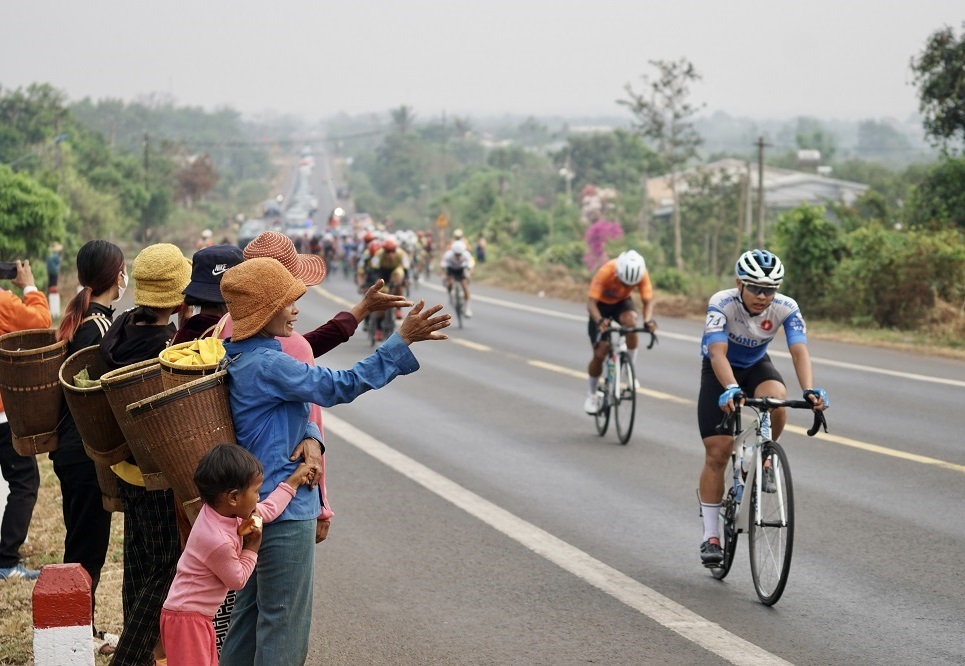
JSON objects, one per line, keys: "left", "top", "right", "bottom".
{"left": 0, "top": 288, "right": 52, "bottom": 415}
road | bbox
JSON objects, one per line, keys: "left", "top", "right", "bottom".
{"left": 283, "top": 272, "right": 965, "bottom": 665}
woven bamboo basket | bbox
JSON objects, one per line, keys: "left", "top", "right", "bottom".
{"left": 158, "top": 340, "right": 222, "bottom": 392}
{"left": 101, "top": 359, "right": 169, "bottom": 491}
{"left": 127, "top": 370, "right": 236, "bottom": 525}
{"left": 93, "top": 460, "right": 124, "bottom": 513}
{"left": 0, "top": 329, "right": 67, "bottom": 455}
{"left": 59, "top": 345, "right": 130, "bottom": 465}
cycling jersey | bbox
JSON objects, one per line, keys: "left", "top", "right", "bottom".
{"left": 588, "top": 259, "right": 653, "bottom": 304}
{"left": 371, "top": 248, "right": 410, "bottom": 272}
{"left": 700, "top": 288, "right": 807, "bottom": 368}
{"left": 441, "top": 248, "right": 475, "bottom": 271}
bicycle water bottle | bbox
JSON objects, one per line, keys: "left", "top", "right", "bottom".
{"left": 606, "top": 357, "right": 615, "bottom": 384}
{"left": 734, "top": 462, "right": 744, "bottom": 503}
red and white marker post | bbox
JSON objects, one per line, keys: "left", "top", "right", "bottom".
{"left": 32, "top": 564, "right": 93, "bottom": 666}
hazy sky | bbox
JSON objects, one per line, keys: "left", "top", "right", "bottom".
{"left": 2, "top": 1, "right": 962, "bottom": 122}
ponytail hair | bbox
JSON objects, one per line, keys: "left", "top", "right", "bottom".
{"left": 58, "top": 241, "right": 125, "bottom": 343}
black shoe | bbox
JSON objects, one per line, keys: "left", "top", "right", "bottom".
{"left": 700, "top": 538, "right": 723, "bottom": 567}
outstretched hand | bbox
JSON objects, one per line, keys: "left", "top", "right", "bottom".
{"left": 399, "top": 300, "right": 450, "bottom": 344}
{"left": 354, "top": 279, "right": 413, "bottom": 322}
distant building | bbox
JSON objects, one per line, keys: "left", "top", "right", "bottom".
{"left": 646, "top": 158, "right": 870, "bottom": 220}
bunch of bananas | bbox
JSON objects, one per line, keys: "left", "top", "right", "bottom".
{"left": 161, "top": 338, "right": 225, "bottom": 366}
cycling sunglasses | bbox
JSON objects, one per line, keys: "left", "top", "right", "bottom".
{"left": 742, "top": 282, "right": 778, "bottom": 297}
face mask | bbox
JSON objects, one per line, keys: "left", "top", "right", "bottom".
{"left": 114, "top": 271, "right": 128, "bottom": 303}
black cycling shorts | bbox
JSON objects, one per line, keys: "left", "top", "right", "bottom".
{"left": 586, "top": 298, "right": 635, "bottom": 345}
{"left": 446, "top": 266, "right": 466, "bottom": 281}
{"left": 697, "top": 355, "right": 785, "bottom": 439}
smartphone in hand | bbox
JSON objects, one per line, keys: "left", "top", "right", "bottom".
{"left": 0, "top": 262, "right": 17, "bottom": 280}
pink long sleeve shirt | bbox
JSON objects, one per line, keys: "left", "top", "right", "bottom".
{"left": 163, "top": 482, "right": 296, "bottom": 617}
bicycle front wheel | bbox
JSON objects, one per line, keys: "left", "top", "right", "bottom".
{"left": 748, "top": 440, "right": 794, "bottom": 605}
{"left": 594, "top": 382, "right": 610, "bottom": 436}
{"left": 710, "top": 486, "right": 739, "bottom": 580}
{"left": 613, "top": 353, "right": 636, "bottom": 445}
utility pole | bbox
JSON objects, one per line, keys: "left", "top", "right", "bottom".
{"left": 755, "top": 136, "right": 768, "bottom": 247}
{"left": 638, "top": 173, "right": 650, "bottom": 242}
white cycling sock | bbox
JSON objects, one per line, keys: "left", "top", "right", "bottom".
{"left": 587, "top": 376, "right": 599, "bottom": 394}
{"left": 701, "top": 502, "right": 721, "bottom": 541}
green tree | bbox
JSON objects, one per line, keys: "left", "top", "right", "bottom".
{"left": 902, "top": 156, "right": 965, "bottom": 230}
{"left": 794, "top": 117, "right": 837, "bottom": 161}
{"left": 0, "top": 165, "right": 67, "bottom": 258}
{"left": 620, "top": 58, "right": 704, "bottom": 270}
{"left": 390, "top": 105, "right": 417, "bottom": 134}
{"left": 910, "top": 21, "right": 965, "bottom": 153}
{"left": 678, "top": 168, "right": 741, "bottom": 276}
{"left": 771, "top": 204, "right": 845, "bottom": 312}
{"left": 557, "top": 130, "right": 659, "bottom": 195}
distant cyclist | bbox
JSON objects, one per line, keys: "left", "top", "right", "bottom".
{"left": 370, "top": 237, "right": 411, "bottom": 315}
{"left": 441, "top": 240, "right": 475, "bottom": 318}
{"left": 583, "top": 250, "right": 656, "bottom": 415}
{"left": 697, "top": 249, "right": 828, "bottom": 566}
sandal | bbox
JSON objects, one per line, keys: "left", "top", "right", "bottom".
{"left": 94, "top": 630, "right": 118, "bottom": 656}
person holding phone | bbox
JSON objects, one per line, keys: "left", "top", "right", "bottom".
{"left": 0, "top": 259, "right": 52, "bottom": 581}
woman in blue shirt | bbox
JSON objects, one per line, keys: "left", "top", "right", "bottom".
{"left": 218, "top": 257, "right": 449, "bottom": 665}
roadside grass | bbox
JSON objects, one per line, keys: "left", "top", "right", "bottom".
{"left": 475, "top": 256, "right": 965, "bottom": 360}
{"left": 0, "top": 458, "right": 123, "bottom": 666}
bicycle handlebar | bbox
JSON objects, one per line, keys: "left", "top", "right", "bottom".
{"left": 716, "top": 395, "right": 828, "bottom": 437}
{"left": 604, "top": 323, "right": 659, "bottom": 350}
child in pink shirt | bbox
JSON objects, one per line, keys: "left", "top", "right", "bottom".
{"left": 161, "top": 444, "right": 313, "bottom": 665}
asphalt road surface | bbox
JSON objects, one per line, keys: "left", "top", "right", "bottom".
{"left": 283, "top": 273, "right": 965, "bottom": 666}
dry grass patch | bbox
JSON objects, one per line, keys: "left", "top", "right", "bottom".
{"left": 0, "top": 457, "right": 124, "bottom": 666}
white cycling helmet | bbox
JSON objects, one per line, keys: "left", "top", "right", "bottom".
{"left": 615, "top": 250, "right": 646, "bottom": 286}
{"left": 451, "top": 240, "right": 467, "bottom": 254}
{"left": 735, "top": 249, "right": 784, "bottom": 286}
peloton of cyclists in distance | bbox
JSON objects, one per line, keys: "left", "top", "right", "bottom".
{"left": 696, "top": 249, "right": 829, "bottom": 567}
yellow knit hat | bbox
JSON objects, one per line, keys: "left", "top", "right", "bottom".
{"left": 220, "top": 257, "right": 306, "bottom": 341}
{"left": 131, "top": 243, "right": 192, "bottom": 308}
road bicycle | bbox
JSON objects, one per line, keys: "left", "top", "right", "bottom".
{"left": 445, "top": 274, "right": 468, "bottom": 329}
{"left": 363, "top": 281, "right": 403, "bottom": 347}
{"left": 706, "top": 396, "right": 827, "bottom": 605}
{"left": 593, "top": 323, "right": 657, "bottom": 445}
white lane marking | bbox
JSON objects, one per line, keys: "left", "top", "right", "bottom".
{"left": 419, "top": 282, "right": 965, "bottom": 388}
{"left": 531, "top": 360, "right": 965, "bottom": 475}
{"left": 528, "top": 360, "right": 693, "bottom": 405}
{"left": 451, "top": 339, "right": 492, "bottom": 352}
{"left": 325, "top": 414, "right": 792, "bottom": 666}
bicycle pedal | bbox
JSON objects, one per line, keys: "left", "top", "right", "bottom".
{"left": 703, "top": 560, "right": 723, "bottom": 569}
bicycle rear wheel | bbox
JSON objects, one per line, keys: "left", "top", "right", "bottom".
{"left": 710, "top": 486, "right": 739, "bottom": 580}
{"left": 748, "top": 440, "right": 794, "bottom": 605}
{"left": 594, "top": 381, "right": 610, "bottom": 436}
{"left": 613, "top": 353, "right": 636, "bottom": 445}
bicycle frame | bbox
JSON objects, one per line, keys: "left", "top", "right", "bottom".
{"left": 729, "top": 410, "right": 788, "bottom": 534}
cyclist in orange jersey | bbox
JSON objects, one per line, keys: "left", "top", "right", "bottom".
{"left": 584, "top": 250, "right": 656, "bottom": 414}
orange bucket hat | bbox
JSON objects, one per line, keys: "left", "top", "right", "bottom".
{"left": 220, "top": 258, "right": 306, "bottom": 341}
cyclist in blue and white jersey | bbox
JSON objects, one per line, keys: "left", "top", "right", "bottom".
{"left": 697, "top": 249, "right": 829, "bottom": 566}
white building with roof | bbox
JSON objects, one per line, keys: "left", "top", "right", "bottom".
{"left": 646, "top": 158, "right": 869, "bottom": 219}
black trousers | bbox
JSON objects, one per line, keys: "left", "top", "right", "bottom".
{"left": 0, "top": 422, "right": 39, "bottom": 568}
{"left": 112, "top": 480, "right": 179, "bottom": 666}
{"left": 53, "top": 458, "right": 112, "bottom": 627}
